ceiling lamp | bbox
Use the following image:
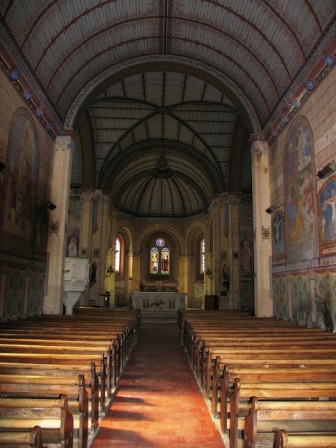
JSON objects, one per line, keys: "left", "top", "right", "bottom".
{"left": 8, "top": 68, "right": 20, "bottom": 80}
{"left": 317, "top": 161, "right": 336, "bottom": 179}
{"left": 150, "top": 154, "right": 174, "bottom": 179}
{"left": 323, "top": 54, "right": 335, "bottom": 69}
{"left": 36, "top": 108, "right": 44, "bottom": 117}
{"left": 23, "top": 91, "right": 33, "bottom": 101}
{"left": 265, "top": 204, "right": 282, "bottom": 214}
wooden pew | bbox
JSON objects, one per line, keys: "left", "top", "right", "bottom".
{"left": 0, "top": 325, "right": 128, "bottom": 383}
{"left": 0, "top": 374, "right": 88, "bottom": 448}
{"left": 0, "top": 353, "right": 106, "bottom": 424}
{"left": 0, "top": 395, "right": 73, "bottom": 448}
{"left": 0, "top": 425, "right": 45, "bottom": 448}
{"left": 0, "top": 334, "right": 118, "bottom": 393}
{"left": 180, "top": 310, "right": 336, "bottom": 448}
{"left": 273, "top": 428, "right": 336, "bottom": 448}
{"left": 0, "top": 310, "right": 139, "bottom": 428}
{"left": 182, "top": 316, "right": 314, "bottom": 352}
{"left": 244, "top": 398, "right": 336, "bottom": 448}
{"left": 197, "top": 332, "right": 336, "bottom": 386}
{"left": 216, "top": 362, "right": 336, "bottom": 432}
{"left": 0, "top": 361, "right": 99, "bottom": 429}
{"left": 0, "top": 341, "right": 114, "bottom": 402}
{"left": 203, "top": 346, "right": 336, "bottom": 401}
{"left": 230, "top": 378, "right": 336, "bottom": 448}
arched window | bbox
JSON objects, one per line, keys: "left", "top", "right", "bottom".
{"left": 150, "top": 238, "right": 170, "bottom": 276}
{"left": 114, "top": 234, "right": 125, "bottom": 279}
{"left": 115, "top": 237, "right": 121, "bottom": 272}
{"left": 199, "top": 238, "right": 205, "bottom": 274}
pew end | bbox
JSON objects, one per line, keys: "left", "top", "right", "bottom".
{"left": 0, "top": 425, "right": 45, "bottom": 448}
{"left": 244, "top": 398, "right": 336, "bottom": 448}
{"left": 273, "top": 429, "right": 336, "bottom": 448}
{"left": 0, "top": 395, "right": 73, "bottom": 448}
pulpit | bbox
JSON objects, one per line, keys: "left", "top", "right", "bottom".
{"left": 63, "top": 257, "right": 90, "bottom": 314}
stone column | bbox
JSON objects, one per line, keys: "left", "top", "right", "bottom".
{"left": 212, "top": 195, "right": 229, "bottom": 302}
{"left": 219, "top": 194, "right": 230, "bottom": 308}
{"left": 79, "top": 190, "right": 94, "bottom": 258}
{"left": 132, "top": 253, "right": 141, "bottom": 292}
{"left": 249, "top": 135, "right": 273, "bottom": 317}
{"left": 96, "top": 194, "right": 114, "bottom": 302}
{"left": 228, "top": 194, "right": 241, "bottom": 309}
{"left": 44, "top": 133, "right": 74, "bottom": 314}
{"left": 204, "top": 212, "right": 213, "bottom": 297}
{"left": 178, "top": 255, "right": 189, "bottom": 293}
{"left": 125, "top": 251, "right": 133, "bottom": 299}
{"left": 104, "top": 206, "right": 116, "bottom": 306}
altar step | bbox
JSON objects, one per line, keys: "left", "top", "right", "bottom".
{"left": 139, "top": 309, "right": 178, "bottom": 322}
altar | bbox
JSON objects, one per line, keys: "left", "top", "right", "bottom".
{"left": 132, "top": 292, "right": 187, "bottom": 319}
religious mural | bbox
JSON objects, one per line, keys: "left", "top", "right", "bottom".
{"left": 3, "top": 110, "right": 38, "bottom": 242}
{"left": 284, "top": 117, "right": 317, "bottom": 262}
{"left": 272, "top": 211, "right": 285, "bottom": 259}
{"left": 318, "top": 179, "right": 336, "bottom": 253}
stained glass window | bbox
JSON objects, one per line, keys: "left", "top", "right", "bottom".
{"left": 161, "top": 247, "right": 170, "bottom": 273}
{"left": 115, "top": 237, "right": 120, "bottom": 272}
{"left": 150, "top": 238, "right": 170, "bottom": 275}
{"left": 200, "top": 238, "right": 205, "bottom": 274}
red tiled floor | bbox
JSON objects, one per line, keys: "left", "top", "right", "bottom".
{"left": 91, "top": 321, "right": 225, "bottom": 447}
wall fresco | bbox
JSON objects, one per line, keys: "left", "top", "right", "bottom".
{"left": 284, "top": 117, "right": 317, "bottom": 263}
{"left": 3, "top": 111, "right": 38, "bottom": 241}
{"left": 318, "top": 179, "right": 336, "bottom": 253}
{"left": 272, "top": 211, "right": 285, "bottom": 259}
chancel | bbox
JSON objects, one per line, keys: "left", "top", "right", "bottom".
{"left": 0, "top": 2, "right": 336, "bottom": 447}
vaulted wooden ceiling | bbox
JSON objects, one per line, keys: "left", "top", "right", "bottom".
{"left": 1, "top": 0, "right": 335, "bottom": 217}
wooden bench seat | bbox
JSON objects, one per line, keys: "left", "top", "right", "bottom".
{"left": 203, "top": 347, "right": 336, "bottom": 398}
{"left": 0, "top": 342, "right": 115, "bottom": 398}
{"left": 215, "top": 363, "right": 336, "bottom": 432}
{"left": 0, "top": 395, "right": 73, "bottom": 448}
{"left": 0, "top": 353, "right": 107, "bottom": 417}
{"left": 0, "top": 425, "right": 44, "bottom": 448}
{"left": 0, "top": 328, "right": 129, "bottom": 380}
{"left": 183, "top": 323, "right": 317, "bottom": 352}
{"left": 0, "top": 333, "right": 122, "bottom": 390}
{"left": 244, "top": 398, "right": 336, "bottom": 448}
{"left": 0, "top": 374, "right": 88, "bottom": 448}
{"left": 0, "top": 310, "right": 141, "bottom": 437}
{"left": 273, "top": 429, "right": 336, "bottom": 448}
{"left": 188, "top": 330, "right": 335, "bottom": 376}
{"left": 180, "top": 311, "right": 336, "bottom": 448}
{"left": 230, "top": 378, "right": 336, "bottom": 448}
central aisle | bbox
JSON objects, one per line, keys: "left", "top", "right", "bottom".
{"left": 92, "top": 321, "right": 225, "bottom": 447}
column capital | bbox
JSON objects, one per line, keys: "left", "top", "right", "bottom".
{"left": 55, "top": 134, "right": 75, "bottom": 152}
{"left": 248, "top": 133, "right": 265, "bottom": 145}
{"left": 228, "top": 192, "right": 242, "bottom": 205}
{"left": 249, "top": 134, "right": 269, "bottom": 158}
{"left": 81, "top": 188, "right": 96, "bottom": 202}
{"left": 62, "top": 129, "right": 77, "bottom": 141}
